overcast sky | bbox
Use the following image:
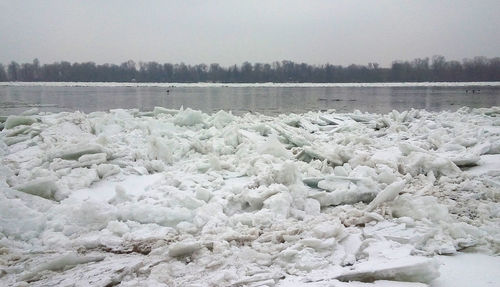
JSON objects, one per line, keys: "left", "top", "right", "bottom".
{"left": 1, "top": 0, "right": 499, "bottom": 67}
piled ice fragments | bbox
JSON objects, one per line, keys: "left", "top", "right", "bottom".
{"left": 1, "top": 106, "right": 499, "bottom": 286}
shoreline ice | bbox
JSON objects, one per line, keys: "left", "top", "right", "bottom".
{"left": 1, "top": 81, "right": 500, "bottom": 88}
{"left": 1, "top": 106, "right": 499, "bottom": 286}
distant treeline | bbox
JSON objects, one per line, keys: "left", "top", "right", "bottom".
{"left": 1, "top": 56, "right": 499, "bottom": 83}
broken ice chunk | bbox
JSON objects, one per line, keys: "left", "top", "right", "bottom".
{"left": 97, "top": 163, "right": 120, "bottom": 178}
{"left": 168, "top": 240, "right": 202, "bottom": 257}
{"left": 173, "top": 108, "right": 206, "bottom": 126}
{"left": 334, "top": 256, "right": 440, "bottom": 284}
{"left": 299, "top": 237, "right": 336, "bottom": 250}
{"left": 20, "top": 107, "right": 39, "bottom": 116}
{"left": 210, "top": 110, "right": 235, "bottom": 128}
{"left": 3, "top": 125, "right": 31, "bottom": 137}
{"left": 363, "top": 221, "right": 430, "bottom": 245}
{"left": 312, "top": 178, "right": 377, "bottom": 207}
{"left": 304, "top": 198, "right": 321, "bottom": 215}
{"left": 312, "top": 219, "right": 344, "bottom": 239}
{"left": 258, "top": 135, "right": 291, "bottom": 159}
{"left": 3, "top": 134, "right": 32, "bottom": 145}
{"left": 438, "top": 147, "right": 481, "bottom": 166}
{"left": 108, "top": 185, "right": 133, "bottom": 205}
{"left": 302, "top": 177, "right": 323, "bottom": 188}
{"left": 391, "top": 194, "right": 450, "bottom": 223}
{"left": 153, "top": 106, "right": 179, "bottom": 116}
{"left": 449, "top": 154, "right": 481, "bottom": 167}
{"left": 273, "top": 124, "right": 309, "bottom": 147}
{"left": 348, "top": 113, "right": 373, "bottom": 123}
{"left": 239, "top": 185, "right": 282, "bottom": 210}
{"left": 106, "top": 220, "right": 130, "bottom": 236}
{"left": 263, "top": 192, "right": 292, "bottom": 218}
{"left": 50, "top": 143, "right": 104, "bottom": 160}
{"left": 365, "top": 180, "right": 405, "bottom": 211}
{"left": 78, "top": 152, "right": 107, "bottom": 167}
{"left": 319, "top": 114, "right": 345, "bottom": 125}
{"left": 310, "top": 188, "right": 377, "bottom": 207}
{"left": 4, "top": 115, "right": 38, "bottom": 129}
{"left": 19, "top": 252, "right": 105, "bottom": 282}
{"left": 14, "top": 177, "right": 59, "bottom": 201}
{"left": 299, "top": 145, "right": 344, "bottom": 166}
{"left": 401, "top": 151, "right": 461, "bottom": 177}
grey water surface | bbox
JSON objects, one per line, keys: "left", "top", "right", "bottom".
{"left": 1, "top": 84, "right": 499, "bottom": 116}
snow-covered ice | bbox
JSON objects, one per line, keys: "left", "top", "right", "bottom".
{"left": 0, "top": 106, "right": 499, "bottom": 286}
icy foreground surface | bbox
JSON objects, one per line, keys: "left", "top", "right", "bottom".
{"left": 1, "top": 106, "right": 499, "bottom": 286}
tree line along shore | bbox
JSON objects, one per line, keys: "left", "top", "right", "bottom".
{"left": 1, "top": 55, "right": 499, "bottom": 83}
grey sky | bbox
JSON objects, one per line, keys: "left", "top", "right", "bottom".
{"left": 1, "top": 0, "right": 499, "bottom": 67}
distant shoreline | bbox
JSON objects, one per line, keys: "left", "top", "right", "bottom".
{"left": 2, "top": 81, "right": 500, "bottom": 88}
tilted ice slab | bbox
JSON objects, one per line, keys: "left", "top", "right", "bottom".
{"left": 1, "top": 106, "right": 500, "bottom": 286}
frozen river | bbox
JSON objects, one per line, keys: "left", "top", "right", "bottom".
{"left": 1, "top": 85, "right": 500, "bottom": 285}
{"left": 1, "top": 82, "right": 500, "bottom": 115}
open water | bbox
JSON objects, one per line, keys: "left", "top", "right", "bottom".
{"left": 1, "top": 83, "right": 499, "bottom": 115}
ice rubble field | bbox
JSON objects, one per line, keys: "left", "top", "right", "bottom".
{"left": 0, "top": 106, "right": 499, "bottom": 286}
